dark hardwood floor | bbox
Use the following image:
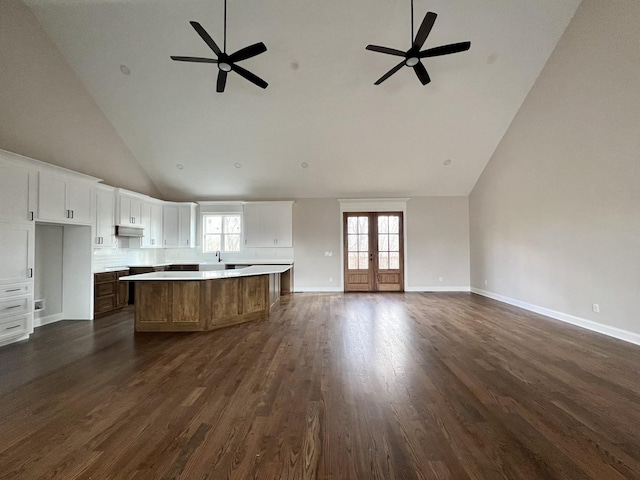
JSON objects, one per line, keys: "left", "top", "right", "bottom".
{"left": 1, "top": 293, "right": 639, "bottom": 479}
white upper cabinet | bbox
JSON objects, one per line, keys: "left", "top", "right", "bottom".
{"left": 118, "top": 193, "right": 143, "bottom": 227}
{"left": 37, "top": 171, "right": 94, "bottom": 224}
{"left": 141, "top": 200, "right": 163, "bottom": 248}
{"left": 162, "top": 203, "right": 196, "bottom": 248}
{"left": 0, "top": 162, "right": 35, "bottom": 223}
{"left": 243, "top": 202, "right": 293, "bottom": 248}
{"left": 178, "top": 204, "right": 196, "bottom": 248}
{"left": 162, "top": 204, "right": 179, "bottom": 247}
{"left": 94, "top": 186, "right": 116, "bottom": 248}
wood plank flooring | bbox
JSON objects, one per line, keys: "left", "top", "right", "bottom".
{"left": 1, "top": 292, "right": 639, "bottom": 479}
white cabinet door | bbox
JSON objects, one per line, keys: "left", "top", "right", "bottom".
{"left": 267, "top": 203, "right": 293, "bottom": 247}
{"left": 178, "top": 204, "right": 196, "bottom": 248}
{"left": 0, "top": 223, "right": 34, "bottom": 285}
{"left": 67, "top": 181, "right": 93, "bottom": 224}
{"left": 162, "top": 204, "right": 180, "bottom": 247}
{"left": 119, "top": 195, "right": 142, "bottom": 226}
{"left": 37, "top": 172, "right": 67, "bottom": 222}
{"left": 0, "top": 163, "right": 34, "bottom": 223}
{"left": 95, "top": 187, "right": 116, "bottom": 247}
{"left": 243, "top": 203, "right": 267, "bottom": 247}
{"left": 37, "top": 172, "right": 93, "bottom": 224}
{"left": 141, "top": 201, "right": 163, "bottom": 248}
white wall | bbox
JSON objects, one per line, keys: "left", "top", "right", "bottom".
{"left": 469, "top": 0, "right": 640, "bottom": 340}
{"left": 406, "top": 197, "right": 470, "bottom": 291}
{"left": 0, "top": 0, "right": 160, "bottom": 197}
{"left": 293, "top": 199, "right": 342, "bottom": 291}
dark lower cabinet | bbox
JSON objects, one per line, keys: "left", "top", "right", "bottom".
{"left": 94, "top": 270, "right": 129, "bottom": 318}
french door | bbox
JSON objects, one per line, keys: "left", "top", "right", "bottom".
{"left": 343, "top": 212, "right": 404, "bottom": 292}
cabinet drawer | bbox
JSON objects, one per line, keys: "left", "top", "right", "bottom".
{"left": 0, "top": 295, "right": 30, "bottom": 319}
{"left": 95, "top": 295, "right": 117, "bottom": 313}
{"left": 95, "top": 272, "right": 117, "bottom": 283}
{"left": 0, "top": 283, "right": 31, "bottom": 299}
{"left": 95, "top": 282, "right": 117, "bottom": 297}
{"left": 0, "top": 314, "right": 29, "bottom": 342}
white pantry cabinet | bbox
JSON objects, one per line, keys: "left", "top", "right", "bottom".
{"left": 141, "top": 200, "right": 163, "bottom": 248}
{"left": 243, "top": 202, "right": 293, "bottom": 248}
{"left": 94, "top": 186, "right": 117, "bottom": 248}
{"left": 37, "top": 171, "right": 94, "bottom": 224}
{"left": 162, "top": 203, "right": 196, "bottom": 248}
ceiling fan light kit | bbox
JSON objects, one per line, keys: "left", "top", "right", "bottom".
{"left": 366, "top": 0, "right": 471, "bottom": 86}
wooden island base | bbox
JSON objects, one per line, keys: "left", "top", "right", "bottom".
{"left": 135, "top": 272, "right": 283, "bottom": 332}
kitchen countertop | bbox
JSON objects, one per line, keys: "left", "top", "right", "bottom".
{"left": 94, "top": 260, "right": 293, "bottom": 273}
{"left": 119, "top": 264, "right": 292, "bottom": 281}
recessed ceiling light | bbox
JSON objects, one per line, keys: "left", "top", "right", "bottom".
{"left": 301, "top": 162, "right": 309, "bottom": 169}
{"left": 120, "top": 64, "right": 131, "bottom": 75}
{"left": 444, "top": 159, "right": 452, "bottom": 166}
{"left": 234, "top": 162, "right": 242, "bottom": 168}
{"left": 176, "top": 164, "right": 184, "bottom": 170}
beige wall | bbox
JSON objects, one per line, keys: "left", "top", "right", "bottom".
{"left": 0, "top": 0, "right": 160, "bottom": 197}
{"left": 469, "top": 0, "right": 640, "bottom": 336}
{"left": 406, "top": 197, "right": 470, "bottom": 290}
{"left": 293, "top": 197, "right": 470, "bottom": 291}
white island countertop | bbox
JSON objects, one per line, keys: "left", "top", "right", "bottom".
{"left": 119, "top": 264, "right": 292, "bottom": 281}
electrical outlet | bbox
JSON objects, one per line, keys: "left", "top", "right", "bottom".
{"left": 592, "top": 303, "right": 600, "bottom": 313}
{"left": 438, "top": 276, "right": 443, "bottom": 282}
{"left": 34, "top": 299, "right": 45, "bottom": 312}
{"left": 484, "top": 279, "right": 488, "bottom": 286}
{"left": 329, "top": 277, "right": 333, "bottom": 283}
{"left": 324, "top": 251, "right": 332, "bottom": 256}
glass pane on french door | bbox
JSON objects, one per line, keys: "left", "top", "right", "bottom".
{"left": 346, "top": 215, "right": 369, "bottom": 270}
{"left": 377, "top": 214, "right": 400, "bottom": 270}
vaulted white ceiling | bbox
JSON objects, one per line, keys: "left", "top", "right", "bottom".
{"left": 24, "top": 0, "right": 581, "bottom": 201}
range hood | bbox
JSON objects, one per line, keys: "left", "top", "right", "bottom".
{"left": 115, "top": 226, "right": 144, "bottom": 237}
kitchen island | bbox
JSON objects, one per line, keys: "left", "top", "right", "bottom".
{"left": 119, "top": 265, "right": 292, "bottom": 332}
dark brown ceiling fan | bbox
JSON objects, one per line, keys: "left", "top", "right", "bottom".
{"left": 170, "top": 0, "right": 267, "bottom": 93}
{"left": 366, "top": 0, "right": 471, "bottom": 86}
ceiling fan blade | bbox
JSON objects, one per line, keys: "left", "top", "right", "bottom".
{"left": 170, "top": 56, "right": 218, "bottom": 64}
{"left": 231, "top": 64, "right": 268, "bottom": 89}
{"left": 217, "top": 70, "right": 228, "bottom": 93}
{"left": 374, "top": 60, "right": 405, "bottom": 85}
{"left": 190, "top": 21, "right": 222, "bottom": 57}
{"left": 419, "top": 41, "right": 471, "bottom": 58}
{"left": 413, "top": 61, "right": 431, "bottom": 85}
{"left": 228, "top": 42, "right": 267, "bottom": 63}
{"left": 366, "top": 45, "right": 406, "bottom": 57}
{"left": 413, "top": 11, "right": 437, "bottom": 50}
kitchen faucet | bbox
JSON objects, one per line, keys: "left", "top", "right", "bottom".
{"left": 216, "top": 250, "right": 222, "bottom": 262}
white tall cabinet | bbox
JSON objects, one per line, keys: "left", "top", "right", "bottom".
{"left": 0, "top": 152, "right": 36, "bottom": 346}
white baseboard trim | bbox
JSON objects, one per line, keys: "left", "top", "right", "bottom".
{"left": 471, "top": 288, "right": 640, "bottom": 346}
{"left": 405, "top": 286, "right": 471, "bottom": 293}
{"left": 34, "top": 313, "right": 64, "bottom": 328}
{"left": 294, "top": 287, "right": 343, "bottom": 293}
